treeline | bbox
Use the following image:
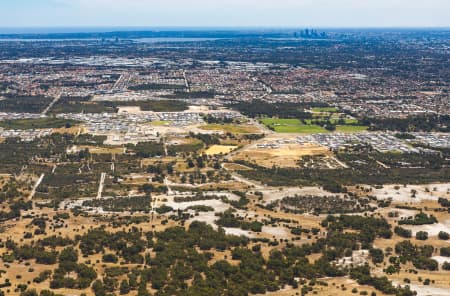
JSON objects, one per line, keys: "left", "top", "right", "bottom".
{"left": 362, "top": 115, "right": 450, "bottom": 132}
{"left": 51, "top": 97, "right": 188, "bottom": 113}
{"left": 82, "top": 196, "right": 152, "bottom": 212}
{"left": 235, "top": 160, "right": 450, "bottom": 187}
{"left": 229, "top": 100, "right": 320, "bottom": 119}
{"left": 0, "top": 95, "right": 53, "bottom": 113}
{"left": 126, "top": 142, "right": 164, "bottom": 158}
{"left": 0, "top": 118, "right": 80, "bottom": 130}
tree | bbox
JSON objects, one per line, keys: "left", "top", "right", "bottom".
{"left": 369, "top": 248, "right": 384, "bottom": 264}
{"left": 92, "top": 280, "right": 106, "bottom": 296}
{"left": 416, "top": 231, "right": 428, "bottom": 241}
{"left": 438, "top": 231, "right": 449, "bottom": 240}
{"left": 120, "top": 279, "right": 131, "bottom": 295}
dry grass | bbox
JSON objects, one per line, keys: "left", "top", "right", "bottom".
{"left": 79, "top": 145, "right": 124, "bottom": 154}
{"left": 259, "top": 277, "right": 388, "bottom": 296}
{"left": 52, "top": 125, "right": 84, "bottom": 135}
{"left": 222, "top": 163, "right": 253, "bottom": 171}
{"left": 233, "top": 143, "right": 330, "bottom": 168}
{"left": 205, "top": 145, "right": 238, "bottom": 156}
{"left": 0, "top": 205, "right": 178, "bottom": 296}
{"left": 199, "top": 124, "right": 261, "bottom": 134}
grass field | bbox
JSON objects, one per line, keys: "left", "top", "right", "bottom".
{"left": 312, "top": 107, "right": 338, "bottom": 113}
{"left": 273, "top": 125, "right": 328, "bottom": 133}
{"left": 260, "top": 118, "right": 302, "bottom": 126}
{"left": 199, "top": 124, "right": 259, "bottom": 134}
{"left": 0, "top": 118, "right": 80, "bottom": 130}
{"left": 261, "top": 118, "right": 367, "bottom": 134}
{"left": 261, "top": 118, "right": 328, "bottom": 134}
{"left": 332, "top": 118, "right": 359, "bottom": 124}
{"left": 151, "top": 120, "right": 170, "bottom": 126}
{"left": 335, "top": 125, "right": 368, "bottom": 133}
{"left": 79, "top": 145, "right": 124, "bottom": 154}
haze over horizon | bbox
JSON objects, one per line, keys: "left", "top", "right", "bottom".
{"left": 1, "top": 0, "right": 450, "bottom": 29}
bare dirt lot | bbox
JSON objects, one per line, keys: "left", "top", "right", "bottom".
{"left": 232, "top": 135, "right": 331, "bottom": 168}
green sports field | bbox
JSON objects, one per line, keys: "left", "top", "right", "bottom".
{"left": 261, "top": 118, "right": 328, "bottom": 134}
{"left": 261, "top": 118, "right": 368, "bottom": 134}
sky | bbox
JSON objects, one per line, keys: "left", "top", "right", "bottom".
{"left": 1, "top": 0, "right": 450, "bottom": 29}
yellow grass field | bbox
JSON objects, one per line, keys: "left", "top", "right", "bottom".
{"left": 205, "top": 145, "right": 238, "bottom": 155}
{"left": 52, "top": 125, "right": 85, "bottom": 135}
{"left": 79, "top": 145, "right": 124, "bottom": 154}
{"left": 151, "top": 120, "right": 170, "bottom": 126}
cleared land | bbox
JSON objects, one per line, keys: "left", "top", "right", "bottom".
{"left": 199, "top": 123, "right": 260, "bottom": 134}
{"left": 205, "top": 145, "right": 238, "bottom": 155}
{"left": 233, "top": 139, "right": 331, "bottom": 168}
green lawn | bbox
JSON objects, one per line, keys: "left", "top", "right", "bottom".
{"left": 151, "top": 120, "right": 170, "bottom": 126}
{"left": 329, "top": 118, "right": 359, "bottom": 125}
{"left": 312, "top": 107, "right": 338, "bottom": 113}
{"left": 335, "top": 125, "right": 368, "bottom": 133}
{"left": 261, "top": 117, "right": 368, "bottom": 134}
{"left": 261, "top": 118, "right": 328, "bottom": 134}
{"left": 260, "top": 118, "right": 302, "bottom": 126}
{"left": 274, "top": 125, "right": 328, "bottom": 133}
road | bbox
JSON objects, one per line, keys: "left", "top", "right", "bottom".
{"left": 183, "top": 70, "right": 190, "bottom": 92}
{"left": 113, "top": 72, "right": 133, "bottom": 91}
{"left": 163, "top": 138, "right": 168, "bottom": 156}
{"left": 29, "top": 174, "right": 45, "bottom": 200}
{"left": 97, "top": 172, "right": 106, "bottom": 199}
{"left": 164, "top": 177, "right": 174, "bottom": 196}
{"left": 42, "top": 92, "right": 62, "bottom": 115}
{"left": 220, "top": 163, "right": 264, "bottom": 190}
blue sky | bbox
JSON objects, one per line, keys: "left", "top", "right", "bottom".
{"left": 1, "top": 0, "right": 450, "bottom": 28}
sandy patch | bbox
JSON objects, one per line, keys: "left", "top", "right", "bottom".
{"left": 261, "top": 186, "right": 345, "bottom": 203}
{"left": 232, "top": 135, "right": 332, "bottom": 168}
{"left": 223, "top": 227, "right": 255, "bottom": 237}
{"left": 394, "top": 281, "right": 450, "bottom": 296}
{"left": 431, "top": 256, "right": 450, "bottom": 265}
{"left": 372, "top": 184, "right": 450, "bottom": 203}
{"left": 404, "top": 220, "right": 450, "bottom": 236}
{"left": 165, "top": 199, "right": 231, "bottom": 212}
{"left": 262, "top": 226, "right": 288, "bottom": 238}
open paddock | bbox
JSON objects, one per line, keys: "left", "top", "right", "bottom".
{"left": 205, "top": 145, "right": 238, "bottom": 155}
{"left": 232, "top": 138, "right": 332, "bottom": 168}
{"left": 199, "top": 123, "right": 261, "bottom": 134}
